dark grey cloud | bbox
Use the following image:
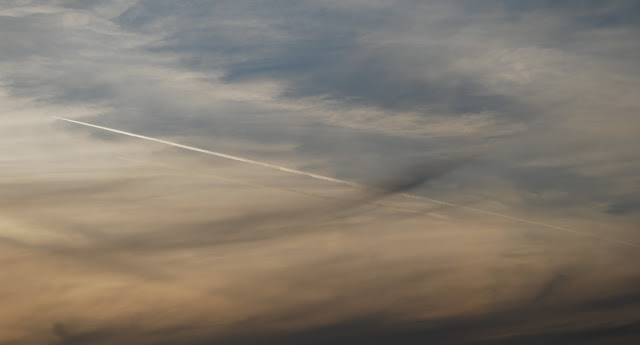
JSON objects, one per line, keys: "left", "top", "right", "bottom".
{"left": 52, "top": 323, "right": 120, "bottom": 345}
{"left": 492, "top": 0, "right": 640, "bottom": 27}
{"left": 2, "top": 0, "right": 105, "bottom": 9}
{"left": 113, "top": 0, "right": 530, "bottom": 116}
{"left": 108, "top": 0, "right": 640, "bottom": 119}
{"left": 607, "top": 198, "right": 640, "bottom": 216}
{"left": 39, "top": 272, "right": 640, "bottom": 345}
{"left": 0, "top": 14, "right": 65, "bottom": 61}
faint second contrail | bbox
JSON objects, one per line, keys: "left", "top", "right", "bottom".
{"left": 52, "top": 116, "right": 640, "bottom": 248}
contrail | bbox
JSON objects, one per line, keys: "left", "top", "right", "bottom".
{"left": 53, "top": 116, "right": 640, "bottom": 248}
{"left": 53, "top": 117, "right": 357, "bottom": 187}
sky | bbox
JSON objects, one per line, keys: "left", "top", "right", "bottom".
{"left": 1, "top": 0, "right": 640, "bottom": 344}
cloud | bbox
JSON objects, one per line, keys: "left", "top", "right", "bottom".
{"left": 25, "top": 266, "right": 640, "bottom": 345}
{"left": 0, "top": 1, "right": 639, "bottom": 344}
{"left": 114, "top": 0, "right": 530, "bottom": 116}
{"left": 606, "top": 198, "right": 640, "bottom": 216}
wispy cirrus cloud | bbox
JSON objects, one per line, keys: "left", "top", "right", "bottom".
{"left": 1, "top": 1, "right": 639, "bottom": 344}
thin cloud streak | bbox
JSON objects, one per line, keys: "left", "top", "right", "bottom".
{"left": 53, "top": 116, "right": 640, "bottom": 248}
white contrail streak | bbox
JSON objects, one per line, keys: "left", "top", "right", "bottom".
{"left": 53, "top": 116, "right": 640, "bottom": 248}
{"left": 53, "top": 116, "right": 357, "bottom": 187}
